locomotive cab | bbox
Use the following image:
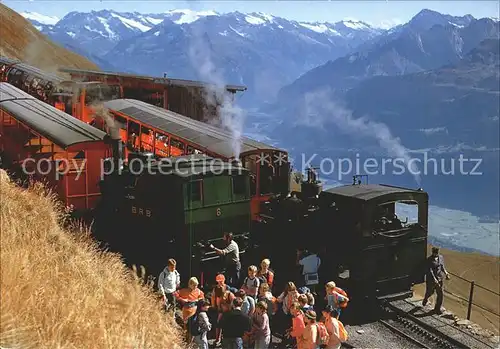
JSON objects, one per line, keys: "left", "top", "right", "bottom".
{"left": 317, "top": 183, "right": 428, "bottom": 301}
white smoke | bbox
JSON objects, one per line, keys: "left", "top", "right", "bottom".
{"left": 301, "top": 88, "right": 421, "bottom": 185}
{"left": 187, "top": 24, "right": 246, "bottom": 159}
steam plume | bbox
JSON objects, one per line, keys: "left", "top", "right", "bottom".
{"left": 89, "top": 102, "right": 120, "bottom": 140}
{"left": 187, "top": 25, "right": 246, "bottom": 159}
{"left": 302, "top": 88, "right": 421, "bottom": 185}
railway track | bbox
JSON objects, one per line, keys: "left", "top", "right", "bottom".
{"left": 380, "top": 300, "right": 490, "bottom": 349}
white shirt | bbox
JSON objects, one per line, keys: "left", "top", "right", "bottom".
{"left": 222, "top": 240, "right": 240, "bottom": 265}
{"left": 158, "top": 268, "right": 180, "bottom": 294}
{"left": 299, "top": 254, "right": 321, "bottom": 275}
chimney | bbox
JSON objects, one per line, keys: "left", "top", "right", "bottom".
{"left": 104, "top": 134, "right": 124, "bottom": 172}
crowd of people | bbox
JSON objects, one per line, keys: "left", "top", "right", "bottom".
{"left": 157, "top": 232, "right": 351, "bottom": 349}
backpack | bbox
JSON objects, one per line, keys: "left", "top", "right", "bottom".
{"left": 244, "top": 277, "right": 259, "bottom": 288}
{"left": 188, "top": 312, "right": 201, "bottom": 336}
{"left": 315, "top": 322, "right": 330, "bottom": 348}
{"left": 334, "top": 287, "right": 349, "bottom": 309}
{"left": 258, "top": 269, "right": 274, "bottom": 285}
{"left": 257, "top": 274, "right": 267, "bottom": 285}
{"left": 337, "top": 320, "right": 348, "bottom": 342}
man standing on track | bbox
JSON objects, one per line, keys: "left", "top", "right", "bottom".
{"left": 422, "top": 247, "right": 450, "bottom": 314}
{"left": 210, "top": 232, "right": 241, "bottom": 288}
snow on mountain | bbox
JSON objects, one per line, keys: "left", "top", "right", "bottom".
{"left": 99, "top": 11, "right": 385, "bottom": 105}
{"left": 166, "top": 9, "right": 218, "bottom": 24}
{"left": 23, "top": 8, "right": 385, "bottom": 106}
{"left": 21, "top": 11, "right": 59, "bottom": 25}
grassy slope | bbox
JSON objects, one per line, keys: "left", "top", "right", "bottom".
{"left": 0, "top": 170, "right": 184, "bottom": 348}
{"left": 0, "top": 3, "right": 99, "bottom": 76}
{"left": 413, "top": 245, "right": 500, "bottom": 335}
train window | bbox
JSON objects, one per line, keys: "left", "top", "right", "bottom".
{"left": 242, "top": 155, "right": 257, "bottom": 196}
{"left": 85, "top": 84, "right": 121, "bottom": 104}
{"left": 171, "top": 138, "right": 185, "bottom": 156}
{"left": 187, "top": 145, "right": 204, "bottom": 155}
{"left": 154, "top": 132, "right": 169, "bottom": 157}
{"left": 232, "top": 175, "right": 248, "bottom": 198}
{"left": 394, "top": 201, "right": 419, "bottom": 226}
{"left": 140, "top": 126, "right": 154, "bottom": 152}
{"left": 114, "top": 115, "right": 127, "bottom": 129}
{"left": 372, "top": 200, "right": 419, "bottom": 234}
{"left": 259, "top": 159, "right": 275, "bottom": 195}
{"left": 203, "top": 176, "right": 231, "bottom": 205}
{"left": 127, "top": 120, "right": 140, "bottom": 152}
{"left": 185, "top": 180, "right": 203, "bottom": 209}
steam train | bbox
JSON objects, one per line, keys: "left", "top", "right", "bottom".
{"left": 0, "top": 57, "right": 429, "bottom": 301}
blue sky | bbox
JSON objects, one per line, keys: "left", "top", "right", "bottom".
{"left": 4, "top": 0, "right": 499, "bottom": 27}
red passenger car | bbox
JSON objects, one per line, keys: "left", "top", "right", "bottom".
{"left": 59, "top": 68, "right": 247, "bottom": 124}
{"left": 0, "top": 83, "right": 110, "bottom": 210}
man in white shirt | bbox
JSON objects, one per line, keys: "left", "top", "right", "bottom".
{"left": 210, "top": 232, "right": 241, "bottom": 287}
{"left": 158, "top": 258, "right": 181, "bottom": 312}
{"left": 297, "top": 249, "right": 321, "bottom": 293}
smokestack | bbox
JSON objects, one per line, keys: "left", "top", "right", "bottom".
{"left": 94, "top": 103, "right": 123, "bottom": 169}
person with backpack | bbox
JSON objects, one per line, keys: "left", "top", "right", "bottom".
{"left": 321, "top": 305, "right": 348, "bottom": 349}
{"left": 298, "top": 294, "right": 312, "bottom": 312}
{"left": 235, "top": 289, "right": 255, "bottom": 317}
{"left": 257, "top": 283, "right": 277, "bottom": 342}
{"left": 242, "top": 265, "right": 260, "bottom": 299}
{"left": 190, "top": 299, "right": 212, "bottom": 349}
{"left": 219, "top": 297, "right": 252, "bottom": 349}
{"left": 211, "top": 274, "right": 235, "bottom": 346}
{"left": 157, "top": 259, "right": 180, "bottom": 313}
{"left": 286, "top": 302, "right": 306, "bottom": 349}
{"left": 324, "top": 282, "right": 349, "bottom": 319}
{"left": 175, "top": 277, "right": 205, "bottom": 323}
{"left": 302, "top": 310, "right": 329, "bottom": 349}
{"left": 257, "top": 259, "right": 275, "bottom": 291}
{"left": 251, "top": 301, "right": 271, "bottom": 349}
{"left": 277, "top": 281, "right": 301, "bottom": 334}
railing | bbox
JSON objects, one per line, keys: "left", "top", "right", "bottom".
{"left": 445, "top": 271, "right": 499, "bottom": 321}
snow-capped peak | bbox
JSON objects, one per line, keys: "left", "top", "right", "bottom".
{"left": 109, "top": 12, "right": 151, "bottom": 32}
{"left": 244, "top": 12, "right": 275, "bottom": 25}
{"left": 298, "top": 22, "right": 340, "bottom": 35}
{"left": 371, "top": 18, "right": 404, "bottom": 30}
{"left": 21, "top": 11, "right": 59, "bottom": 25}
{"left": 340, "top": 18, "right": 370, "bottom": 30}
{"left": 165, "top": 9, "right": 218, "bottom": 24}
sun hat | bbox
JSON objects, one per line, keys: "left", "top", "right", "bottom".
{"left": 304, "top": 310, "right": 317, "bottom": 320}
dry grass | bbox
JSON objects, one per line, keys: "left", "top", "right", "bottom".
{"left": 414, "top": 245, "right": 500, "bottom": 335}
{"left": 0, "top": 3, "right": 98, "bottom": 77}
{"left": 0, "top": 170, "right": 185, "bottom": 349}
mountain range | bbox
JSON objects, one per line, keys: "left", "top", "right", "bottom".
{"left": 22, "top": 9, "right": 385, "bottom": 105}
{"left": 19, "top": 7, "right": 500, "bottom": 220}
{"left": 273, "top": 9, "right": 499, "bottom": 108}
{"left": 262, "top": 15, "right": 499, "bottom": 218}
